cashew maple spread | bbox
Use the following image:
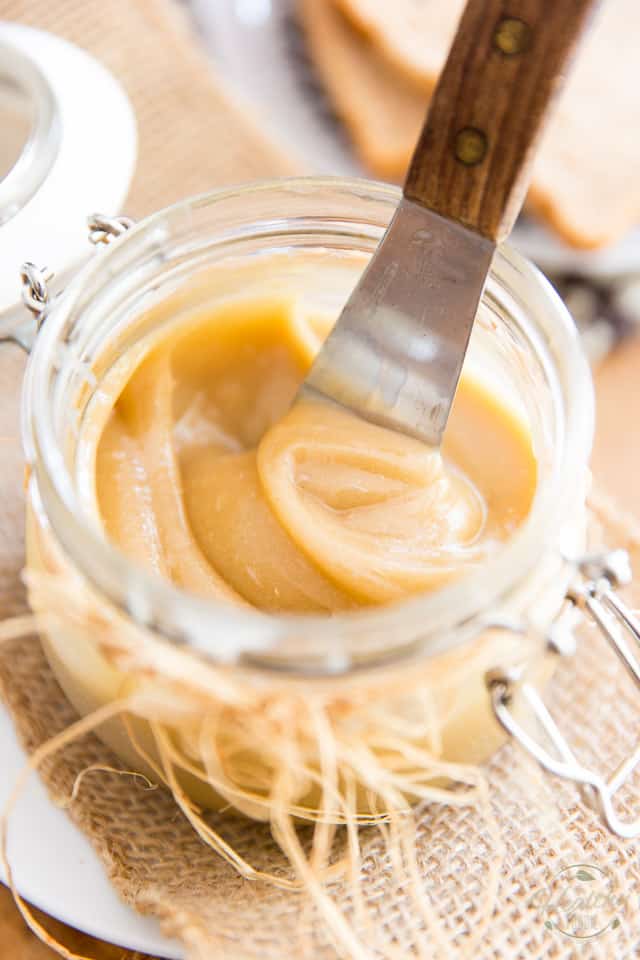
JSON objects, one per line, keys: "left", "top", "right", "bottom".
{"left": 93, "top": 298, "right": 537, "bottom": 611}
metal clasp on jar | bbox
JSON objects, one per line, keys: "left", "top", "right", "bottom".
{"left": 0, "top": 213, "right": 135, "bottom": 352}
{"left": 487, "top": 549, "right": 640, "bottom": 839}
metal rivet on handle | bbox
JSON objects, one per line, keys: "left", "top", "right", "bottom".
{"left": 454, "top": 127, "right": 487, "bottom": 166}
{"left": 493, "top": 17, "right": 531, "bottom": 56}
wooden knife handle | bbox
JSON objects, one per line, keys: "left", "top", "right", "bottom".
{"left": 404, "top": 0, "right": 598, "bottom": 242}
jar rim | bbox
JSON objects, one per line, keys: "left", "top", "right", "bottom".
{"left": 23, "top": 176, "right": 595, "bottom": 673}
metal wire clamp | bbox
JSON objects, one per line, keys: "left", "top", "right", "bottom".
{"left": 16, "top": 213, "right": 135, "bottom": 344}
{"left": 87, "top": 213, "right": 135, "bottom": 245}
{"left": 487, "top": 549, "right": 640, "bottom": 838}
{"left": 20, "top": 262, "right": 55, "bottom": 326}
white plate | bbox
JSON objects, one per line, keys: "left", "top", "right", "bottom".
{"left": 193, "top": 0, "right": 640, "bottom": 280}
{"left": 0, "top": 703, "right": 183, "bottom": 957}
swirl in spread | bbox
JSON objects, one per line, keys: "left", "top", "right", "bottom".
{"left": 94, "top": 299, "right": 536, "bottom": 612}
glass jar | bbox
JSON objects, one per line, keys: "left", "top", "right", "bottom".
{"left": 18, "top": 178, "right": 600, "bottom": 818}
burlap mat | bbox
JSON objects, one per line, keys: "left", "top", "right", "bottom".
{"left": 1, "top": 1, "right": 640, "bottom": 957}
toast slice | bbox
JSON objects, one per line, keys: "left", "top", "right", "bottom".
{"left": 298, "top": 0, "right": 427, "bottom": 179}
{"left": 526, "top": 0, "right": 640, "bottom": 249}
{"left": 333, "top": 0, "right": 462, "bottom": 92}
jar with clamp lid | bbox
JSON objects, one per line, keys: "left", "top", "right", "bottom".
{"left": 5, "top": 178, "right": 640, "bottom": 837}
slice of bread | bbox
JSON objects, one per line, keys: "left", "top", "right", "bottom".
{"left": 305, "top": 0, "right": 639, "bottom": 249}
{"left": 333, "top": 0, "right": 463, "bottom": 92}
{"left": 298, "top": 0, "right": 427, "bottom": 179}
{"left": 527, "top": 1, "right": 639, "bottom": 249}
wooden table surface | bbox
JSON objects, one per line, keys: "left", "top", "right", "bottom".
{"left": 2, "top": 335, "right": 639, "bottom": 958}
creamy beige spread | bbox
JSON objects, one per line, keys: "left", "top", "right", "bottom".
{"left": 94, "top": 298, "right": 536, "bottom": 612}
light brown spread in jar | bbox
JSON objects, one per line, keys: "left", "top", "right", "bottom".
{"left": 93, "top": 298, "right": 536, "bottom": 610}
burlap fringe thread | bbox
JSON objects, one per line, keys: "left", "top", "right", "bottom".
{"left": 1, "top": 492, "right": 640, "bottom": 959}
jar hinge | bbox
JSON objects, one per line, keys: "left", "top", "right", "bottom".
{"left": 487, "top": 549, "right": 640, "bottom": 839}
{"left": 4, "top": 213, "right": 135, "bottom": 353}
